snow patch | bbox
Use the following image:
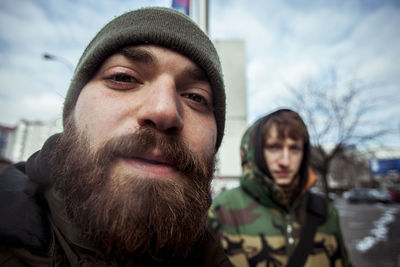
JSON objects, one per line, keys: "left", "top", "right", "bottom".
{"left": 356, "top": 207, "right": 398, "bottom": 252}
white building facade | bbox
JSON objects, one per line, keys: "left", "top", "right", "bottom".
{"left": 214, "top": 40, "right": 248, "bottom": 178}
{"left": 9, "top": 119, "right": 62, "bottom": 163}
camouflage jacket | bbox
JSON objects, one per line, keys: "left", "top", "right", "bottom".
{"left": 209, "top": 120, "right": 351, "bottom": 267}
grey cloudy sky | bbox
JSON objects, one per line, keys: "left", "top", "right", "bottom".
{"left": 0, "top": 0, "right": 399, "bottom": 147}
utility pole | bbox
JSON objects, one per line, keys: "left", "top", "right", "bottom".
{"left": 198, "top": 0, "right": 209, "bottom": 34}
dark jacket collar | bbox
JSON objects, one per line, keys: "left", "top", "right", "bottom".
{"left": 0, "top": 134, "right": 59, "bottom": 254}
{"left": 25, "top": 134, "right": 61, "bottom": 189}
{"left": 0, "top": 161, "right": 52, "bottom": 255}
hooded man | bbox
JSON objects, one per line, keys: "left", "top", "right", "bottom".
{"left": 0, "top": 7, "right": 233, "bottom": 267}
{"left": 209, "top": 109, "right": 351, "bottom": 267}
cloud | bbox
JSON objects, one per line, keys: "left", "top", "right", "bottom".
{"left": 0, "top": 92, "right": 63, "bottom": 124}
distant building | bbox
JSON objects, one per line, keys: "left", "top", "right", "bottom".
{"left": 367, "top": 146, "right": 400, "bottom": 159}
{"left": 214, "top": 40, "right": 248, "bottom": 178}
{"left": 8, "top": 119, "right": 62, "bottom": 163}
{"left": 327, "top": 147, "right": 373, "bottom": 189}
{"left": 0, "top": 124, "right": 16, "bottom": 162}
{"left": 315, "top": 146, "right": 400, "bottom": 190}
{"left": 367, "top": 146, "right": 400, "bottom": 185}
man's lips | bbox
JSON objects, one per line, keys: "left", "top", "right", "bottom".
{"left": 130, "top": 156, "right": 173, "bottom": 167}
{"left": 120, "top": 150, "right": 178, "bottom": 176}
{"left": 122, "top": 149, "right": 173, "bottom": 165}
{"left": 133, "top": 157, "right": 165, "bottom": 165}
{"left": 273, "top": 170, "right": 291, "bottom": 177}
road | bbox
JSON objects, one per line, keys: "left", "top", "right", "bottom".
{"left": 334, "top": 198, "right": 400, "bottom": 267}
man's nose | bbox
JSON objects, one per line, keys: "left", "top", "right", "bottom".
{"left": 278, "top": 148, "right": 290, "bottom": 167}
{"left": 136, "top": 76, "right": 184, "bottom": 134}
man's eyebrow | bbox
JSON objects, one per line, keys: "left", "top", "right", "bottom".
{"left": 116, "top": 47, "right": 209, "bottom": 84}
{"left": 116, "top": 47, "right": 157, "bottom": 66}
{"left": 180, "top": 65, "right": 209, "bottom": 83}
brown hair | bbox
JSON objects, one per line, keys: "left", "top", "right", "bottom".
{"left": 262, "top": 109, "right": 309, "bottom": 143}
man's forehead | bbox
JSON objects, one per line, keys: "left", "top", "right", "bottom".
{"left": 265, "top": 124, "right": 304, "bottom": 143}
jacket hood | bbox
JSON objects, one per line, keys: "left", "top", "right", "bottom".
{"left": 239, "top": 110, "right": 314, "bottom": 210}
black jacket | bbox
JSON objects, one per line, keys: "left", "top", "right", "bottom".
{"left": 0, "top": 135, "right": 232, "bottom": 267}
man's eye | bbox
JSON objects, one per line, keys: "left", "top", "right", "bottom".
{"left": 265, "top": 144, "right": 281, "bottom": 150}
{"left": 290, "top": 146, "right": 302, "bottom": 152}
{"left": 103, "top": 72, "right": 142, "bottom": 90}
{"left": 183, "top": 93, "right": 208, "bottom": 105}
{"left": 110, "top": 74, "right": 138, "bottom": 83}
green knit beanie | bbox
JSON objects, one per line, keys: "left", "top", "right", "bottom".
{"left": 63, "top": 7, "right": 225, "bottom": 149}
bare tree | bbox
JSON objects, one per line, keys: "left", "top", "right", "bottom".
{"left": 286, "top": 70, "right": 387, "bottom": 195}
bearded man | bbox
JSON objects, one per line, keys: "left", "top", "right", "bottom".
{"left": 0, "top": 7, "right": 232, "bottom": 267}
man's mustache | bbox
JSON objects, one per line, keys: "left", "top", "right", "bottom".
{"left": 96, "top": 127, "right": 203, "bottom": 178}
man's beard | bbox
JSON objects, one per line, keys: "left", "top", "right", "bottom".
{"left": 51, "top": 116, "right": 216, "bottom": 265}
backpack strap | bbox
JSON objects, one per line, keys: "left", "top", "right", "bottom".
{"left": 287, "top": 192, "right": 327, "bottom": 267}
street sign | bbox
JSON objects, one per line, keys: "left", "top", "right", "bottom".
{"left": 370, "top": 158, "right": 400, "bottom": 175}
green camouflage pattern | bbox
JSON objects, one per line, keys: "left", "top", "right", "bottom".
{"left": 209, "top": 120, "right": 352, "bottom": 267}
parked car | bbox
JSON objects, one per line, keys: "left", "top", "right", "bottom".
{"left": 389, "top": 185, "right": 400, "bottom": 202}
{"left": 343, "top": 188, "right": 375, "bottom": 203}
{"left": 343, "top": 188, "right": 393, "bottom": 204}
{"left": 368, "top": 189, "right": 393, "bottom": 203}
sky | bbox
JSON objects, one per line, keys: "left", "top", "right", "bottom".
{"left": 0, "top": 0, "right": 399, "bottom": 147}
